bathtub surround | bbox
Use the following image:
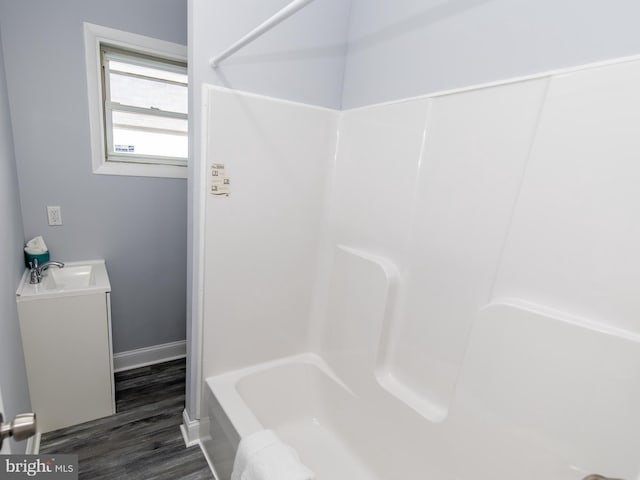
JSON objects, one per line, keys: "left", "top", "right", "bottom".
{"left": 201, "top": 89, "right": 337, "bottom": 376}
{"left": 197, "top": 54, "right": 640, "bottom": 479}
{"left": 188, "top": 0, "right": 640, "bottom": 425}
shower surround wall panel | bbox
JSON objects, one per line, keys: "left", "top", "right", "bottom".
{"left": 493, "top": 59, "right": 640, "bottom": 333}
{"left": 202, "top": 87, "right": 339, "bottom": 377}
{"left": 372, "top": 79, "right": 548, "bottom": 421}
{"left": 200, "top": 57, "right": 640, "bottom": 479}
{"left": 306, "top": 98, "right": 430, "bottom": 354}
{"left": 450, "top": 302, "right": 640, "bottom": 477}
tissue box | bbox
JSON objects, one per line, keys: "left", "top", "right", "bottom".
{"left": 25, "top": 251, "right": 49, "bottom": 268}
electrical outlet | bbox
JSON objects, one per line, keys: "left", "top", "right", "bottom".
{"left": 47, "top": 206, "right": 63, "bottom": 226}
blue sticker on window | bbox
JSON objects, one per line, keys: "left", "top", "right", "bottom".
{"left": 115, "top": 145, "right": 135, "bottom": 153}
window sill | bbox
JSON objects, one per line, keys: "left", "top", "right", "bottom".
{"left": 94, "top": 161, "right": 187, "bottom": 179}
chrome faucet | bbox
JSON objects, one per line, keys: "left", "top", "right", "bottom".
{"left": 28, "top": 258, "right": 65, "bottom": 284}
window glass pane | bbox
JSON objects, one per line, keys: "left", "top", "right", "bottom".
{"left": 108, "top": 60, "right": 186, "bottom": 84}
{"left": 109, "top": 71, "right": 187, "bottom": 114}
{"left": 110, "top": 111, "right": 187, "bottom": 159}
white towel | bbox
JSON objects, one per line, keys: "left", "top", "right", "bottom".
{"left": 231, "top": 430, "right": 315, "bottom": 480}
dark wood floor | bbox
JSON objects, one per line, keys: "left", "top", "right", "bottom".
{"left": 40, "top": 359, "right": 214, "bottom": 480}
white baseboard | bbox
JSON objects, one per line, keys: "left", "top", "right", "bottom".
{"left": 113, "top": 340, "right": 186, "bottom": 372}
{"left": 180, "top": 408, "right": 201, "bottom": 448}
{"left": 180, "top": 410, "right": 218, "bottom": 479}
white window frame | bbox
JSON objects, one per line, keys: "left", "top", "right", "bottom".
{"left": 84, "top": 23, "right": 188, "bottom": 179}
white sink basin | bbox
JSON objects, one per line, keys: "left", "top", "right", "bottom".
{"left": 17, "top": 260, "right": 111, "bottom": 300}
{"left": 44, "top": 265, "right": 95, "bottom": 290}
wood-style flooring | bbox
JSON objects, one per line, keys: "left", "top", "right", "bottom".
{"left": 40, "top": 359, "right": 214, "bottom": 480}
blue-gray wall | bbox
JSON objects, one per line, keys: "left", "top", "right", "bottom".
{"left": 342, "top": 0, "right": 640, "bottom": 108}
{"left": 0, "top": 0, "right": 188, "bottom": 354}
{"left": 193, "top": 0, "right": 352, "bottom": 109}
{"left": 0, "top": 28, "right": 31, "bottom": 454}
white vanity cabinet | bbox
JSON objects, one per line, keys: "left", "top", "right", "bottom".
{"left": 16, "top": 260, "right": 115, "bottom": 433}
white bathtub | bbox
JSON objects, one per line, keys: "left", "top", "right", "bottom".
{"left": 203, "top": 353, "right": 392, "bottom": 480}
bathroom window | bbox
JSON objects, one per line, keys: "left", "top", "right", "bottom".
{"left": 102, "top": 47, "right": 187, "bottom": 166}
{"left": 84, "top": 23, "right": 188, "bottom": 178}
